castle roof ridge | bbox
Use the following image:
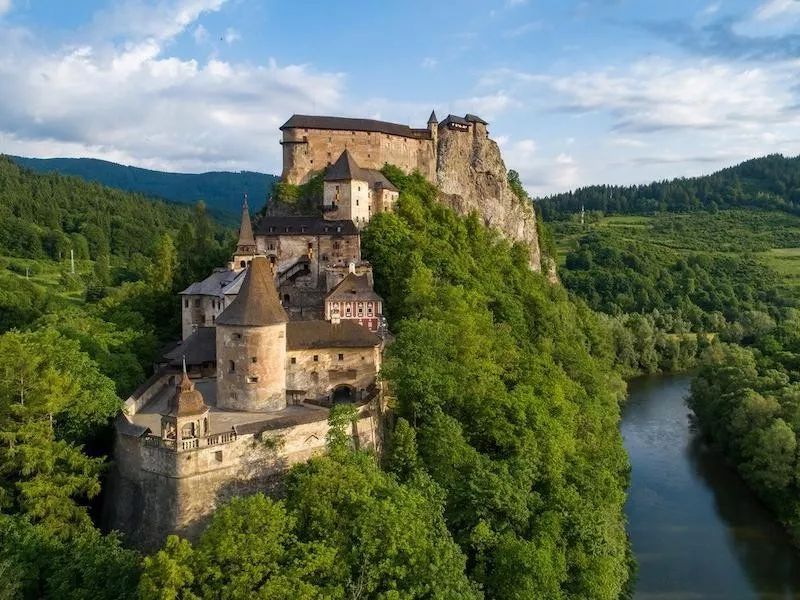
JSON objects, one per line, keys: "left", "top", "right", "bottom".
{"left": 281, "top": 114, "right": 419, "bottom": 139}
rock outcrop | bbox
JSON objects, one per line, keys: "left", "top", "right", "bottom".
{"left": 436, "top": 123, "right": 542, "bottom": 272}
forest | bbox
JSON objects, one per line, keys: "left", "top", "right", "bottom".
{"left": 538, "top": 154, "right": 800, "bottom": 219}
{"left": 9, "top": 155, "right": 277, "bottom": 218}
{"left": 0, "top": 161, "right": 635, "bottom": 598}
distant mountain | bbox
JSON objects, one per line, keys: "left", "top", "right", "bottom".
{"left": 538, "top": 154, "right": 800, "bottom": 219}
{"left": 8, "top": 156, "right": 279, "bottom": 218}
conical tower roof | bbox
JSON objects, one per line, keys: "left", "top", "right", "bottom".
{"left": 428, "top": 110, "right": 438, "bottom": 124}
{"left": 164, "top": 362, "right": 208, "bottom": 417}
{"left": 236, "top": 195, "right": 257, "bottom": 251}
{"left": 216, "top": 256, "right": 287, "bottom": 327}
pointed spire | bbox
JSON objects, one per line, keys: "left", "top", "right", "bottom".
{"left": 216, "top": 256, "right": 287, "bottom": 327}
{"left": 428, "top": 110, "right": 438, "bottom": 124}
{"left": 164, "top": 356, "right": 208, "bottom": 417}
{"left": 236, "top": 194, "right": 256, "bottom": 252}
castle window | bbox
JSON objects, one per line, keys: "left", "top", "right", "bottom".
{"left": 310, "top": 160, "right": 314, "bottom": 165}
{"left": 251, "top": 356, "right": 257, "bottom": 363}
{"left": 313, "top": 355, "right": 319, "bottom": 362}
{"left": 322, "top": 254, "right": 328, "bottom": 261}
{"left": 304, "top": 128, "right": 308, "bottom": 133}
{"left": 268, "top": 226, "right": 275, "bottom": 233}
{"left": 356, "top": 199, "right": 359, "bottom": 206}
{"left": 240, "top": 260, "right": 246, "bottom": 268}
{"left": 233, "top": 333, "right": 241, "bottom": 339}
{"left": 358, "top": 186, "right": 361, "bottom": 192}
{"left": 308, "top": 242, "right": 313, "bottom": 249}
{"left": 212, "top": 315, "right": 216, "bottom": 324}
{"left": 328, "top": 136, "right": 331, "bottom": 142}
{"left": 290, "top": 357, "right": 297, "bottom": 364}
{"left": 301, "top": 226, "right": 307, "bottom": 233}
{"left": 247, "top": 376, "right": 259, "bottom": 383}
{"left": 194, "top": 298, "right": 201, "bottom": 307}
{"left": 184, "top": 299, "right": 188, "bottom": 308}
{"left": 215, "top": 450, "right": 223, "bottom": 462}
{"left": 285, "top": 227, "right": 291, "bottom": 232}
{"left": 333, "top": 241, "right": 340, "bottom": 250}
{"left": 327, "top": 152, "right": 331, "bottom": 159}
{"left": 338, "top": 353, "right": 344, "bottom": 361}
{"left": 229, "top": 360, "right": 235, "bottom": 373}
{"left": 268, "top": 244, "right": 275, "bottom": 250}
{"left": 283, "top": 293, "right": 290, "bottom": 305}
{"left": 336, "top": 226, "right": 341, "bottom": 232}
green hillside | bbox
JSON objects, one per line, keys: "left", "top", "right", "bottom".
{"left": 539, "top": 154, "right": 800, "bottom": 219}
{"left": 8, "top": 155, "right": 278, "bottom": 218}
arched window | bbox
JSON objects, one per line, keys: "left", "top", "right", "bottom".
{"left": 240, "top": 260, "right": 246, "bottom": 268}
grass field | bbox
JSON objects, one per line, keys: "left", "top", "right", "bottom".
{"left": 550, "top": 210, "right": 800, "bottom": 287}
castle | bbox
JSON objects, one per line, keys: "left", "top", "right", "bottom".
{"left": 107, "top": 111, "right": 541, "bottom": 550}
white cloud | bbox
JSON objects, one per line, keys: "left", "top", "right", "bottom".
{"left": 0, "top": 0, "right": 345, "bottom": 174}
{"left": 223, "top": 27, "right": 240, "bottom": 44}
{"left": 698, "top": 2, "right": 722, "bottom": 17}
{"left": 0, "top": 0, "right": 11, "bottom": 18}
{"left": 421, "top": 57, "right": 438, "bottom": 68}
{"left": 544, "top": 58, "right": 798, "bottom": 134}
{"left": 754, "top": 0, "right": 800, "bottom": 21}
{"left": 453, "top": 92, "right": 517, "bottom": 120}
{"left": 193, "top": 24, "right": 208, "bottom": 44}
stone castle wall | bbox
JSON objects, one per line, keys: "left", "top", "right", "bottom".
{"left": 108, "top": 403, "right": 381, "bottom": 551}
{"left": 282, "top": 127, "right": 436, "bottom": 185}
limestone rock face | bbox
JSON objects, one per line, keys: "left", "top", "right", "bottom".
{"left": 436, "top": 125, "right": 542, "bottom": 272}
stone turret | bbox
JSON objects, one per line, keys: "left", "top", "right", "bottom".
{"left": 160, "top": 361, "right": 210, "bottom": 445}
{"left": 216, "top": 256, "right": 288, "bottom": 412}
{"left": 231, "top": 195, "right": 258, "bottom": 271}
{"left": 428, "top": 110, "right": 438, "bottom": 148}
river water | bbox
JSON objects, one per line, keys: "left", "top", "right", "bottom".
{"left": 622, "top": 375, "right": 800, "bottom": 600}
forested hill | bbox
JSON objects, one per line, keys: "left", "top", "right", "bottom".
{"left": 8, "top": 155, "right": 278, "bottom": 216}
{"left": 539, "top": 154, "right": 800, "bottom": 219}
{"left": 0, "top": 155, "right": 229, "bottom": 261}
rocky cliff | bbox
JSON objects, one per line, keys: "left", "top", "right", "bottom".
{"left": 436, "top": 125, "right": 542, "bottom": 272}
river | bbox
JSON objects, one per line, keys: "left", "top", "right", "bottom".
{"left": 622, "top": 375, "right": 800, "bottom": 600}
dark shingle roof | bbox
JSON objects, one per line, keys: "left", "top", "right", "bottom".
{"left": 164, "top": 327, "right": 216, "bottom": 366}
{"left": 324, "top": 151, "right": 399, "bottom": 192}
{"left": 325, "top": 150, "right": 368, "bottom": 182}
{"left": 255, "top": 216, "right": 358, "bottom": 236}
{"left": 465, "top": 114, "right": 488, "bottom": 125}
{"left": 216, "top": 256, "right": 287, "bottom": 327}
{"left": 326, "top": 273, "right": 382, "bottom": 303}
{"left": 180, "top": 269, "right": 244, "bottom": 296}
{"left": 287, "top": 320, "right": 381, "bottom": 350}
{"left": 237, "top": 197, "right": 256, "bottom": 250}
{"left": 164, "top": 372, "right": 208, "bottom": 417}
{"left": 440, "top": 114, "right": 470, "bottom": 127}
{"left": 428, "top": 110, "right": 438, "bottom": 124}
{"left": 281, "top": 114, "right": 418, "bottom": 138}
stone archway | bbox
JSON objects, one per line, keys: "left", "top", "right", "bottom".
{"left": 332, "top": 384, "right": 356, "bottom": 404}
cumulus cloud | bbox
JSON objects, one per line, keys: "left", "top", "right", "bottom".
{"left": 0, "top": 0, "right": 345, "bottom": 174}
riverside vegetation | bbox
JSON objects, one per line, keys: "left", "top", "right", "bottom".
{"left": 542, "top": 154, "right": 800, "bottom": 545}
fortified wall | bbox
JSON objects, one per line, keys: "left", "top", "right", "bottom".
{"left": 280, "top": 112, "right": 542, "bottom": 271}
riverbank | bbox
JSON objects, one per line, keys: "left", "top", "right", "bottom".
{"left": 622, "top": 375, "right": 800, "bottom": 599}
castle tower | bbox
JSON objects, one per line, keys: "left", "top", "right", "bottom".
{"left": 215, "top": 255, "right": 288, "bottom": 412}
{"left": 428, "top": 110, "right": 438, "bottom": 146}
{"left": 160, "top": 361, "right": 210, "bottom": 447}
{"left": 231, "top": 195, "right": 258, "bottom": 271}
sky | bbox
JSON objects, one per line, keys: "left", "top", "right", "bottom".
{"left": 1, "top": 0, "right": 800, "bottom": 196}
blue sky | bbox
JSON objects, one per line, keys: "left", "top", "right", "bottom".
{"left": 1, "top": 0, "right": 800, "bottom": 195}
